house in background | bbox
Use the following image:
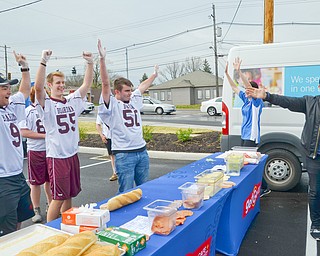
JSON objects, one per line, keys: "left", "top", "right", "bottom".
{"left": 148, "top": 70, "right": 223, "bottom": 105}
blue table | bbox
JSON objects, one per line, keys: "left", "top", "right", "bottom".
{"left": 47, "top": 153, "right": 267, "bottom": 256}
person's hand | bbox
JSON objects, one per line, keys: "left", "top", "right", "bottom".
{"left": 97, "top": 39, "right": 106, "bottom": 59}
{"left": 153, "top": 65, "right": 159, "bottom": 77}
{"left": 100, "top": 134, "right": 107, "bottom": 144}
{"left": 83, "top": 52, "right": 94, "bottom": 64}
{"left": 246, "top": 87, "right": 267, "bottom": 99}
{"left": 13, "top": 51, "right": 28, "bottom": 68}
{"left": 41, "top": 50, "right": 52, "bottom": 63}
{"left": 225, "top": 62, "right": 229, "bottom": 74}
{"left": 233, "top": 57, "right": 242, "bottom": 71}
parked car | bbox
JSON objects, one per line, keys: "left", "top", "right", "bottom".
{"left": 141, "top": 97, "right": 176, "bottom": 115}
{"left": 82, "top": 101, "right": 95, "bottom": 114}
{"left": 200, "top": 97, "right": 222, "bottom": 116}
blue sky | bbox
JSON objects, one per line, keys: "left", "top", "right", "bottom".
{"left": 1, "top": 0, "right": 320, "bottom": 85}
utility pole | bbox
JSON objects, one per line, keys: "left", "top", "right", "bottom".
{"left": 0, "top": 45, "right": 9, "bottom": 78}
{"left": 264, "top": 0, "right": 274, "bottom": 43}
{"left": 125, "top": 48, "right": 129, "bottom": 78}
{"left": 211, "top": 4, "right": 219, "bottom": 97}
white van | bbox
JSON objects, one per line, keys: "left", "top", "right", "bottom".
{"left": 221, "top": 39, "right": 320, "bottom": 191}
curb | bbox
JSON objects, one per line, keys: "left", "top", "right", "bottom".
{"left": 79, "top": 146, "right": 211, "bottom": 161}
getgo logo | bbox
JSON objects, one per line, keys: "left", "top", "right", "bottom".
{"left": 243, "top": 182, "right": 261, "bottom": 218}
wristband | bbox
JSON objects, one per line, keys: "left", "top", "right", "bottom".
{"left": 40, "top": 62, "right": 47, "bottom": 67}
{"left": 21, "top": 68, "right": 30, "bottom": 72}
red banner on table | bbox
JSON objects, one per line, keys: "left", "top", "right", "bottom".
{"left": 243, "top": 182, "right": 261, "bottom": 218}
{"left": 186, "top": 236, "right": 212, "bottom": 256}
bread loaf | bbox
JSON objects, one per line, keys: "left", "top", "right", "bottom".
{"left": 16, "top": 234, "right": 70, "bottom": 256}
{"left": 100, "top": 188, "right": 142, "bottom": 211}
{"left": 42, "top": 231, "right": 97, "bottom": 256}
{"left": 83, "top": 243, "right": 121, "bottom": 256}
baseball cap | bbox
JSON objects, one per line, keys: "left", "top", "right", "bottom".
{"left": 0, "top": 73, "right": 18, "bottom": 86}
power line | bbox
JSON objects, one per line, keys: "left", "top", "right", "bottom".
{"left": 221, "top": 0, "right": 243, "bottom": 41}
{"left": 0, "top": 0, "right": 42, "bottom": 14}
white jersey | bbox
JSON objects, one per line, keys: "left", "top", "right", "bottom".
{"left": 96, "top": 115, "right": 111, "bottom": 139}
{"left": 0, "top": 92, "right": 26, "bottom": 177}
{"left": 37, "top": 89, "right": 85, "bottom": 158}
{"left": 19, "top": 104, "right": 46, "bottom": 151}
{"left": 98, "top": 89, "right": 145, "bottom": 151}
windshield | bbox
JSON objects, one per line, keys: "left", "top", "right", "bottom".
{"left": 150, "top": 98, "right": 162, "bottom": 104}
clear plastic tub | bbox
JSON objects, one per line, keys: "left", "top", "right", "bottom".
{"left": 178, "top": 182, "right": 205, "bottom": 210}
{"left": 194, "top": 169, "right": 224, "bottom": 199}
{"left": 225, "top": 152, "right": 244, "bottom": 176}
{"left": 143, "top": 200, "right": 177, "bottom": 236}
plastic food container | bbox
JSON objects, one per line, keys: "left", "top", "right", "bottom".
{"left": 143, "top": 200, "right": 177, "bottom": 236}
{"left": 225, "top": 152, "right": 244, "bottom": 176}
{"left": 194, "top": 169, "right": 224, "bottom": 199}
{"left": 178, "top": 182, "right": 205, "bottom": 210}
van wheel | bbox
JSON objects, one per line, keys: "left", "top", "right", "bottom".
{"left": 264, "top": 149, "right": 301, "bottom": 191}
{"left": 207, "top": 107, "right": 217, "bottom": 116}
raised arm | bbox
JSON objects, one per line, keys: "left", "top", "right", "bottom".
{"left": 225, "top": 62, "right": 240, "bottom": 95}
{"left": 78, "top": 52, "right": 94, "bottom": 99}
{"left": 98, "top": 39, "right": 111, "bottom": 105}
{"left": 234, "top": 57, "right": 251, "bottom": 88}
{"left": 34, "top": 50, "right": 52, "bottom": 107}
{"left": 138, "top": 65, "right": 159, "bottom": 94}
{"left": 14, "top": 51, "right": 31, "bottom": 99}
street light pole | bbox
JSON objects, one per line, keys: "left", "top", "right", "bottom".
{"left": 211, "top": 4, "right": 219, "bottom": 97}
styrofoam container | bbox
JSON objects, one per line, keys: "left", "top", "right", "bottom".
{"left": 178, "top": 182, "right": 205, "bottom": 210}
{"left": 194, "top": 169, "right": 224, "bottom": 199}
{"left": 143, "top": 200, "right": 177, "bottom": 235}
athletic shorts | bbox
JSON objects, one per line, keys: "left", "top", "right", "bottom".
{"left": 28, "top": 150, "right": 49, "bottom": 185}
{"left": 105, "top": 138, "right": 112, "bottom": 156}
{"left": 0, "top": 173, "right": 34, "bottom": 237}
{"left": 47, "top": 154, "right": 81, "bottom": 200}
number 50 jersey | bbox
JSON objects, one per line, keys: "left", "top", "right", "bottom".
{"left": 37, "top": 89, "right": 85, "bottom": 159}
{"left": 98, "top": 89, "right": 145, "bottom": 152}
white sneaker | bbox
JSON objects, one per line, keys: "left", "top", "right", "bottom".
{"left": 32, "top": 207, "right": 42, "bottom": 223}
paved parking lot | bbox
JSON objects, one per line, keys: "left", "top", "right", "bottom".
{"left": 20, "top": 152, "right": 319, "bottom": 255}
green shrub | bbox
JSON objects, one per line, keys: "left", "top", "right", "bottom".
{"left": 79, "top": 127, "right": 88, "bottom": 141}
{"left": 143, "top": 125, "right": 154, "bottom": 142}
{"left": 176, "top": 128, "right": 193, "bottom": 142}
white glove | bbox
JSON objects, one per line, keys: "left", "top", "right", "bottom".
{"left": 13, "top": 51, "right": 28, "bottom": 68}
{"left": 153, "top": 65, "right": 159, "bottom": 77}
{"left": 97, "top": 39, "right": 106, "bottom": 59}
{"left": 83, "top": 52, "right": 94, "bottom": 64}
{"left": 41, "top": 50, "right": 52, "bottom": 63}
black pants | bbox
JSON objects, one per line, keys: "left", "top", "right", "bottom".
{"left": 305, "top": 156, "right": 320, "bottom": 228}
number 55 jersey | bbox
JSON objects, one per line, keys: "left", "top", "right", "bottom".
{"left": 37, "top": 89, "right": 85, "bottom": 158}
{"left": 0, "top": 92, "right": 26, "bottom": 177}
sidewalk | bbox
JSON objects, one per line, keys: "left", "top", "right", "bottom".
{"left": 79, "top": 146, "right": 211, "bottom": 161}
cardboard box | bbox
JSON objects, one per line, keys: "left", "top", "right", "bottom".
{"left": 97, "top": 227, "right": 146, "bottom": 256}
{"left": 60, "top": 223, "right": 102, "bottom": 234}
{"left": 62, "top": 207, "right": 110, "bottom": 227}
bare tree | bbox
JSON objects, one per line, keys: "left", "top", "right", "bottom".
{"left": 184, "top": 56, "right": 202, "bottom": 73}
{"left": 159, "top": 61, "right": 185, "bottom": 82}
{"left": 65, "top": 74, "right": 84, "bottom": 88}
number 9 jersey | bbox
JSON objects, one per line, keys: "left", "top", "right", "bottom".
{"left": 0, "top": 92, "right": 26, "bottom": 177}
{"left": 37, "top": 89, "right": 85, "bottom": 158}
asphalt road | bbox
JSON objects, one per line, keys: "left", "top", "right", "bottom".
{"left": 80, "top": 108, "right": 223, "bottom": 130}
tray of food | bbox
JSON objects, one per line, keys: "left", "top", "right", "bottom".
{"left": 0, "top": 224, "right": 125, "bottom": 256}
{"left": 0, "top": 224, "right": 70, "bottom": 255}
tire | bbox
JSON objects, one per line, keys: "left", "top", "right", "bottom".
{"left": 156, "top": 107, "right": 164, "bottom": 115}
{"left": 263, "top": 148, "right": 302, "bottom": 191}
{"left": 207, "top": 107, "right": 217, "bottom": 116}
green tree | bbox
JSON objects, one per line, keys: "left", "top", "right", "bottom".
{"left": 202, "top": 59, "right": 212, "bottom": 74}
{"left": 140, "top": 73, "right": 148, "bottom": 83}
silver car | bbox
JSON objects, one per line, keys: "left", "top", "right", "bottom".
{"left": 141, "top": 97, "right": 176, "bottom": 115}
